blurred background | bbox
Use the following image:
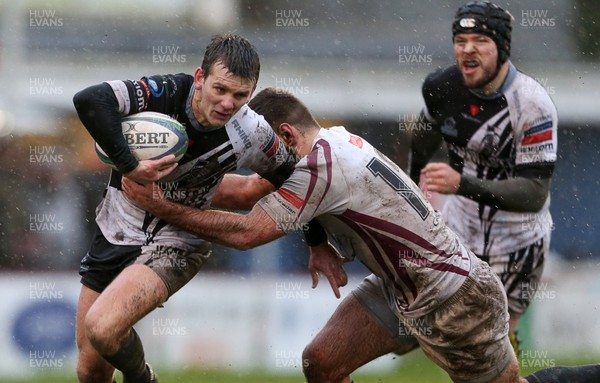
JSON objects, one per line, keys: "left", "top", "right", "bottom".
{"left": 1, "top": 0, "right": 599, "bottom": 381}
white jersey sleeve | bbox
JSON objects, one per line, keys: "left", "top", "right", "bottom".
{"left": 511, "top": 76, "right": 558, "bottom": 166}
{"left": 225, "top": 104, "right": 289, "bottom": 177}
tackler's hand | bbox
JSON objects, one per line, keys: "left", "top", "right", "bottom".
{"left": 124, "top": 154, "right": 178, "bottom": 184}
{"left": 121, "top": 177, "right": 163, "bottom": 213}
{"left": 308, "top": 242, "right": 348, "bottom": 299}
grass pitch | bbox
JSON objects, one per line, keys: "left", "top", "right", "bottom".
{"left": 4, "top": 350, "right": 598, "bottom": 383}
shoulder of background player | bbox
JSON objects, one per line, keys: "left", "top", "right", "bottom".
{"left": 422, "top": 65, "right": 461, "bottom": 108}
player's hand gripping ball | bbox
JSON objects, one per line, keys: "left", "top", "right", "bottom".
{"left": 95, "top": 111, "right": 188, "bottom": 169}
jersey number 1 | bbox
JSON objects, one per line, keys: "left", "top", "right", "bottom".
{"left": 367, "top": 158, "right": 430, "bottom": 220}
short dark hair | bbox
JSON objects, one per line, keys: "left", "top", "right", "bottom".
{"left": 248, "top": 88, "right": 318, "bottom": 133}
{"left": 201, "top": 34, "right": 260, "bottom": 84}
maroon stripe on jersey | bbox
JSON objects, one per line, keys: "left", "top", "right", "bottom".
{"left": 360, "top": 225, "right": 420, "bottom": 298}
{"left": 426, "top": 256, "right": 469, "bottom": 276}
{"left": 338, "top": 216, "right": 414, "bottom": 304}
{"left": 370, "top": 228, "right": 469, "bottom": 275}
{"left": 343, "top": 210, "right": 469, "bottom": 276}
{"left": 344, "top": 209, "right": 455, "bottom": 259}
{"left": 396, "top": 247, "right": 469, "bottom": 276}
{"left": 298, "top": 139, "right": 333, "bottom": 218}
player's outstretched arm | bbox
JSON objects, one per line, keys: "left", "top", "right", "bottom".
{"left": 212, "top": 173, "right": 275, "bottom": 211}
{"left": 121, "top": 177, "right": 284, "bottom": 250}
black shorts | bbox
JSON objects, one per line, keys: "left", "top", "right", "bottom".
{"left": 476, "top": 234, "right": 548, "bottom": 318}
{"left": 80, "top": 226, "right": 211, "bottom": 296}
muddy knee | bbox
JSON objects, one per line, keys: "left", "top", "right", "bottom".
{"left": 83, "top": 309, "right": 126, "bottom": 356}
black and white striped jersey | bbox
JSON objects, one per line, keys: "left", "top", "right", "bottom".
{"left": 422, "top": 63, "right": 557, "bottom": 256}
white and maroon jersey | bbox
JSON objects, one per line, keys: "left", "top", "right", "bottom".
{"left": 422, "top": 63, "right": 557, "bottom": 256}
{"left": 92, "top": 75, "right": 290, "bottom": 251}
{"left": 258, "top": 126, "right": 473, "bottom": 317}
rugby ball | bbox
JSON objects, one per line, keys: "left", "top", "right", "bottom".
{"left": 95, "top": 111, "right": 188, "bottom": 169}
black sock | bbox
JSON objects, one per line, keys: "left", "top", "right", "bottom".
{"left": 525, "top": 364, "right": 600, "bottom": 383}
{"left": 102, "top": 329, "right": 150, "bottom": 383}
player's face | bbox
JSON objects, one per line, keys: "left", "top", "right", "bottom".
{"left": 192, "top": 62, "right": 256, "bottom": 128}
{"left": 453, "top": 33, "right": 499, "bottom": 90}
